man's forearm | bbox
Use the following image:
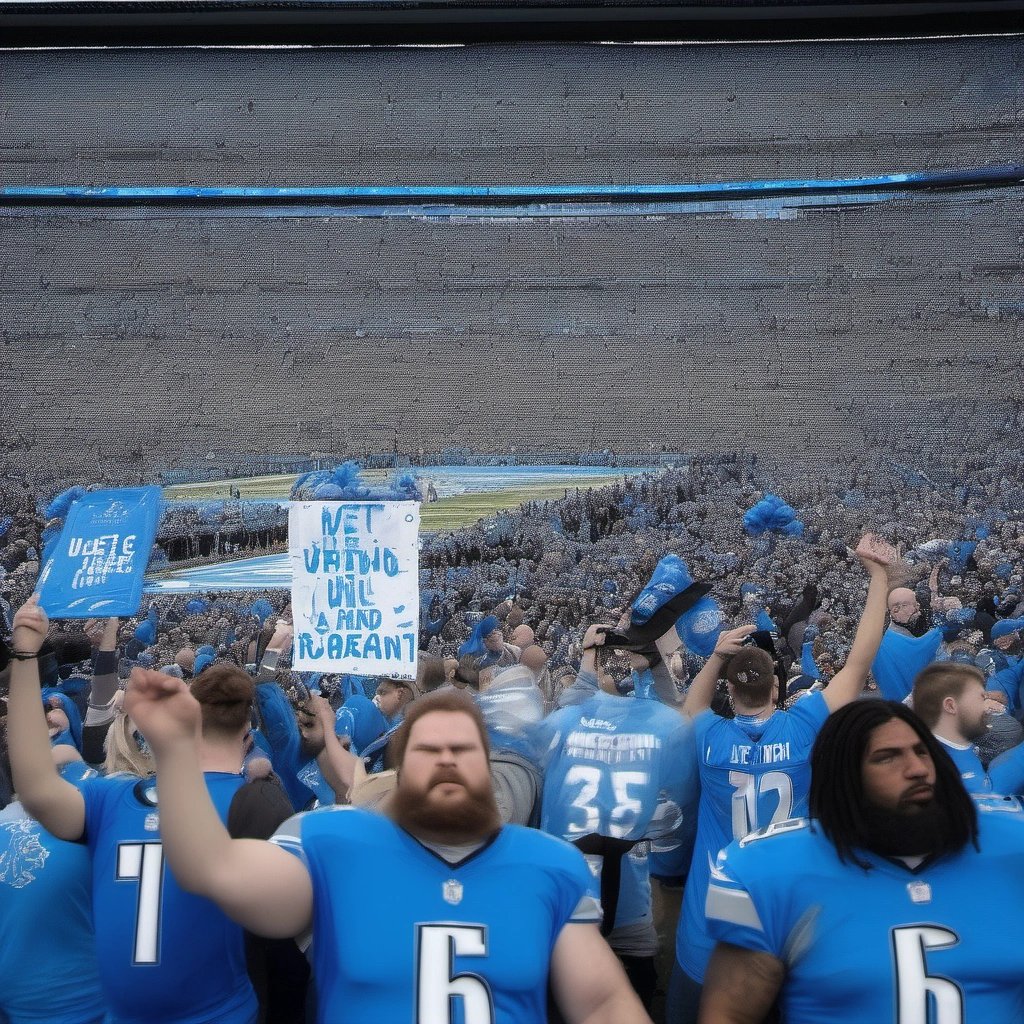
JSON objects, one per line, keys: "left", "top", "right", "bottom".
{"left": 700, "top": 943, "right": 784, "bottom": 1024}
{"left": 7, "top": 658, "right": 83, "bottom": 836}
{"left": 682, "top": 652, "right": 725, "bottom": 717}
{"left": 843, "top": 564, "right": 890, "bottom": 675}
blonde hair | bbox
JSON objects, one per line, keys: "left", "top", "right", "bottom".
{"left": 103, "top": 713, "right": 156, "bottom": 778}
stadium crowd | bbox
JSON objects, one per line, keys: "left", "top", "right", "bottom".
{"left": 3, "top": 452, "right": 1024, "bottom": 1023}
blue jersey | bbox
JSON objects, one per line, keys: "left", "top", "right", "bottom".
{"left": 936, "top": 737, "right": 991, "bottom": 794}
{"left": 0, "top": 808, "right": 106, "bottom": 1024}
{"left": 271, "top": 807, "right": 599, "bottom": 1024}
{"left": 81, "top": 772, "right": 257, "bottom": 1024}
{"left": 706, "top": 799, "right": 1024, "bottom": 1024}
{"left": 988, "top": 740, "right": 1024, "bottom": 795}
{"left": 936, "top": 736, "right": 1024, "bottom": 796}
{"left": 677, "top": 692, "right": 829, "bottom": 981}
{"left": 539, "top": 690, "right": 697, "bottom": 929}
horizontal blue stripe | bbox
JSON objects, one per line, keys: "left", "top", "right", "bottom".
{"left": 3, "top": 164, "right": 1022, "bottom": 205}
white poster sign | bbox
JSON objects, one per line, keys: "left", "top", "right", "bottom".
{"left": 289, "top": 501, "right": 420, "bottom": 678}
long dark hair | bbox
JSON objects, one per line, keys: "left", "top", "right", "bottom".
{"left": 809, "top": 701, "right": 978, "bottom": 867}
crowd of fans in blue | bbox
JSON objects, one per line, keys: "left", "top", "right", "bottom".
{"left": 4, "top": 450, "right": 1024, "bottom": 1023}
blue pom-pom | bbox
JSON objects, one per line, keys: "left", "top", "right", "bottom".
{"left": 44, "top": 486, "right": 87, "bottom": 522}
{"left": 134, "top": 620, "right": 156, "bottom": 646}
{"left": 250, "top": 599, "right": 274, "bottom": 623}
{"left": 743, "top": 495, "right": 801, "bottom": 537}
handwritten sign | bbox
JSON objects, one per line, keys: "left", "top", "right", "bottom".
{"left": 289, "top": 501, "right": 419, "bottom": 677}
{"left": 37, "top": 486, "right": 163, "bottom": 617}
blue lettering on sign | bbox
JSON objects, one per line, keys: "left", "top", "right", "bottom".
{"left": 297, "top": 631, "right": 416, "bottom": 662}
{"left": 322, "top": 504, "right": 385, "bottom": 537}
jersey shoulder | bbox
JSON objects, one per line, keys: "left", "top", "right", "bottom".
{"left": 974, "top": 794, "right": 1024, "bottom": 852}
{"left": 737, "top": 816, "right": 815, "bottom": 849}
{"left": 718, "top": 817, "right": 821, "bottom": 880}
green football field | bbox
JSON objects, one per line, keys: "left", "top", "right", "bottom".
{"left": 164, "top": 471, "right": 634, "bottom": 533}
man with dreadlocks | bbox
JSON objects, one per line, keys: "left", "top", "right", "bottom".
{"left": 700, "top": 700, "right": 1024, "bottom": 1023}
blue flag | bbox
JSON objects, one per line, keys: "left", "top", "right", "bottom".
{"left": 37, "top": 487, "right": 163, "bottom": 618}
{"left": 871, "top": 627, "right": 943, "bottom": 702}
{"left": 800, "top": 641, "right": 821, "bottom": 680}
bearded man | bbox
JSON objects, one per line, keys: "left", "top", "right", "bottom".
{"left": 126, "top": 677, "right": 650, "bottom": 1024}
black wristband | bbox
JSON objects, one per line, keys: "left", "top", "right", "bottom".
{"left": 10, "top": 650, "right": 40, "bottom": 661}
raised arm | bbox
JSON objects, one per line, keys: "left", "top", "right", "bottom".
{"left": 821, "top": 533, "right": 897, "bottom": 713}
{"left": 681, "top": 625, "right": 756, "bottom": 718}
{"left": 124, "top": 667, "right": 314, "bottom": 938}
{"left": 298, "top": 694, "right": 361, "bottom": 802}
{"left": 6, "top": 596, "right": 85, "bottom": 840}
{"left": 549, "top": 922, "right": 652, "bottom": 1024}
{"left": 699, "top": 942, "right": 785, "bottom": 1024}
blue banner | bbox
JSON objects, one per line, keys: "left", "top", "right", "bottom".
{"left": 37, "top": 487, "right": 163, "bottom": 618}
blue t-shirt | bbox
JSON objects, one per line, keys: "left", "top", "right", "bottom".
{"left": 271, "top": 807, "right": 598, "bottom": 1024}
{"left": 539, "top": 689, "right": 697, "bottom": 929}
{"left": 706, "top": 798, "right": 1024, "bottom": 1024}
{"left": 0, "top": 808, "right": 106, "bottom": 1024}
{"left": 80, "top": 772, "right": 257, "bottom": 1024}
{"left": 677, "top": 692, "right": 829, "bottom": 981}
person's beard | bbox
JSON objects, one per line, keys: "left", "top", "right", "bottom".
{"left": 962, "top": 711, "right": 990, "bottom": 742}
{"left": 859, "top": 799, "right": 951, "bottom": 858}
{"left": 390, "top": 766, "right": 501, "bottom": 844}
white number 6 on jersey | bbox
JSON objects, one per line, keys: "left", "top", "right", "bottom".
{"left": 416, "top": 924, "right": 494, "bottom": 1024}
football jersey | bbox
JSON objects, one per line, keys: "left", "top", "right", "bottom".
{"left": 271, "top": 807, "right": 598, "bottom": 1024}
{"left": 988, "top": 740, "right": 1024, "bottom": 795}
{"left": 80, "top": 772, "right": 257, "bottom": 1024}
{"left": 539, "top": 689, "right": 697, "bottom": 930}
{"left": 936, "top": 737, "right": 991, "bottom": 794}
{"left": 676, "top": 693, "right": 829, "bottom": 981}
{"left": 0, "top": 808, "right": 106, "bottom": 1024}
{"left": 936, "top": 736, "right": 1024, "bottom": 796}
{"left": 705, "top": 799, "right": 1024, "bottom": 1024}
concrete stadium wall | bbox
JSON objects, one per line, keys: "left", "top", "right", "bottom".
{"left": 1, "top": 39, "right": 1022, "bottom": 476}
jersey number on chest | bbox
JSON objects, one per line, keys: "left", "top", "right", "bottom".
{"left": 891, "top": 925, "right": 964, "bottom": 1024}
{"left": 416, "top": 923, "right": 495, "bottom": 1024}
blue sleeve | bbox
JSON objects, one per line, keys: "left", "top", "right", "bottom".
{"left": 989, "top": 741, "right": 1024, "bottom": 795}
{"left": 786, "top": 689, "right": 830, "bottom": 737}
{"left": 78, "top": 775, "right": 109, "bottom": 847}
{"left": 704, "top": 843, "right": 779, "bottom": 956}
{"left": 254, "top": 682, "right": 315, "bottom": 812}
{"left": 989, "top": 659, "right": 1024, "bottom": 715}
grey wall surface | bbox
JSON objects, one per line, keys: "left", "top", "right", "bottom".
{"left": 2, "top": 39, "right": 1022, "bottom": 476}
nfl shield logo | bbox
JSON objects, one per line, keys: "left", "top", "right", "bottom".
{"left": 442, "top": 879, "right": 463, "bottom": 905}
{"left": 907, "top": 881, "right": 931, "bottom": 905}
{"left": 144, "top": 812, "right": 160, "bottom": 832}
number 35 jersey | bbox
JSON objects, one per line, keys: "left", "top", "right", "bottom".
{"left": 705, "top": 800, "right": 1024, "bottom": 1024}
{"left": 271, "top": 807, "right": 599, "bottom": 1024}
{"left": 677, "top": 692, "right": 829, "bottom": 981}
{"left": 538, "top": 690, "right": 698, "bottom": 929}
{"left": 80, "top": 772, "right": 257, "bottom": 1024}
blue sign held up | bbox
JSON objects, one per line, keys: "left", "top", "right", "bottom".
{"left": 37, "top": 487, "right": 163, "bottom": 618}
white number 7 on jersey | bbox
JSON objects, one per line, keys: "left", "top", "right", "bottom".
{"left": 116, "top": 842, "right": 165, "bottom": 965}
{"left": 416, "top": 924, "right": 494, "bottom": 1024}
